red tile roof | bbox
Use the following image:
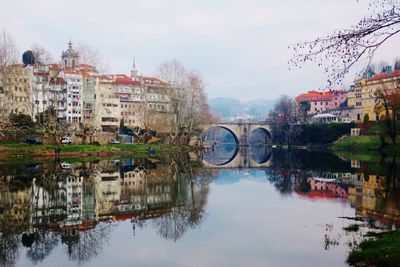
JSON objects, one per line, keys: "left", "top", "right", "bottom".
{"left": 113, "top": 75, "right": 140, "bottom": 86}
{"left": 369, "top": 70, "right": 400, "bottom": 81}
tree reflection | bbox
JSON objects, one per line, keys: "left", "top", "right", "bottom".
{"left": 62, "top": 223, "right": 112, "bottom": 264}
{"left": 151, "top": 154, "right": 210, "bottom": 241}
{"left": 0, "top": 232, "right": 20, "bottom": 267}
{"left": 25, "top": 230, "right": 58, "bottom": 265}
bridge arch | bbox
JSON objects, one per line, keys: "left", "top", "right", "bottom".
{"left": 201, "top": 122, "right": 273, "bottom": 147}
{"left": 249, "top": 127, "right": 272, "bottom": 145}
{"left": 202, "top": 125, "right": 240, "bottom": 145}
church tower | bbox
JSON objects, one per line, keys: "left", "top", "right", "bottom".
{"left": 130, "top": 58, "right": 139, "bottom": 81}
{"left": 61, "top": 39, "right": 79, "bottom": 69}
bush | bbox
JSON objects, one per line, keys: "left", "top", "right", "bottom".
{"left": 9, "top": 114, "right": 33, "bottom": 127}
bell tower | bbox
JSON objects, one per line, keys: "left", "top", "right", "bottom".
{"left": 61, "top": 39, "right": 80, "bottom": 69}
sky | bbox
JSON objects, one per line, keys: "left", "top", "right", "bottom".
{"left": 1, "top": 0, "right": 399, "bottom": 101}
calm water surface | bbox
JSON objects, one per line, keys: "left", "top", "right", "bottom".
{"left": 0, "top": 148, "right": 399, "bottom": 267}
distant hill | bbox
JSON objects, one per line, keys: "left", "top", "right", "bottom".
{"left": 208, "top": 97, "right": 276, "bottom": 121}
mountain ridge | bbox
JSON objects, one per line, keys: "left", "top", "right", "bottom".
{"left": 208, "top": 97, "right": 276, "bottom": 120}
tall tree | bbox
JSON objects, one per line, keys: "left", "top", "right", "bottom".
{"left": 76, "top": 42, "right": 108, "bottom": 72}
{"left": 269, "top": 95, "right": 301, "bottom": 146}
{"left": 155, "top": 59, "right": 212, "bottom": 145}
{"left": 30, "top": 44, "right": 54, "bottom": 64}
{"left": 299, "top": 100, "right": 311, "bottom": 123}
{"left": 35, "top": 107, "right": 65, "bottom": 144}
{"left": 290, "top": 0, "right": 400, "bottom": 84}
{"left": 0, "top": 29, "right": 19, "bottom": 68}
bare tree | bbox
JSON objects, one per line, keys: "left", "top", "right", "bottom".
{"left": 76, "top": 43, "right": 108, "bottom": 72}
{"left": 66, "top": 223, "right": 112, "bottom": 264}
{"left": 0, "top": 30, "right": 19, "bottom": 137}
{"left": 35, "top": 107, "right": 65, "bottom": 144}
{"left": 0, "top": 29, "right": 19, "bottom": 68}
{"left": 299, "top": 100, "right": 311, "bottom": 123}
{"left": 155, "top": 60, "right": 212, "bottom": 145}
{"left": 290, "top": 0, "right": 400, "bottom": 84}
{"left": 269, "top": 95, "right": 301, "bottom": 146}
{"left": 30, "top": 44, "right": 54, "bottom": 64}
{"left": 81, "top": 121, "right": 98, "bottom": 144}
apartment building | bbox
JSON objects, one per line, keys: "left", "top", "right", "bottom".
{"left": 94, "top": 75, "right": 121, "bottom": 132}
{"left": 0, "top": 65, "right": 32, "bottom": 117}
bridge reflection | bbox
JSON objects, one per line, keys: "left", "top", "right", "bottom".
{"left": 202, "top": 144, "right": 272, "bottom": 168}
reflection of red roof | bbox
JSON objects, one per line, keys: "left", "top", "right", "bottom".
{"left": 296, "top": 191, "right": 348, "bottom": 200}
{"left": 78, "top": 63, "right": 93, "bottom": 67}
{"left": 34, "top": 72, "right": 49, "bottom": 76}
{"left": 50, "top": 77, "right": 65, "bottom": 84}
{"left": 62, "top": 69, "right": 80, "bottom": 74}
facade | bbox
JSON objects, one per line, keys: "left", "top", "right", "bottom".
{"left": 77, "top": 64, "right": 97, "bottom": 121}
{"left": 60, "top": 70, "right": 84, "bottom": 124}
{"left": 94, "top": 75, "right": 121, "bottom": 132}
{"left": 0, "top": 40, "right": 180, "bottom": 139}
{"left": 363, "top": 70, "right": 400, "bottom": 121}
{"left": 113, "top": 74, "right": 144, "bottom": 128}
{"left": 143, "top": 76, "right": 173, "bottom": 133}
{"left": 295, "top": 89, "right": 348, "bottom": 115}
{"left": 0, "top": 65, "right": 32, "bottom": 117}
{"left": 49, "top": 76, "right": 68, "bottom": 122}
{"left": 346, "top": 69, "right": 400, "bottom": 122}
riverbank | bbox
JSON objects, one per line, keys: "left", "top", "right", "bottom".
{"left": 348, "top": 230, "right": 400, "bottom": 267}
{"left": 0, "top": 142, "right": 191, "bottom": 161}
{"left": 331, "top": 135, "right": 400, "bottom": 155}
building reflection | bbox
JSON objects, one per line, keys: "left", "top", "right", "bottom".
{"left": 268, "top": 153, "right": 400, "bottom": 228}
{"left": 0, "top": 157, "right": 210, "bottom": 266}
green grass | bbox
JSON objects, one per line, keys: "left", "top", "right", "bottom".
{"left": 332, "top": 135, "right": 400, "bottom": 157}
{"left": 348, "top": 230, "right": 400, "bottom": 267}
{"left": 332, "top": 135, "right": 381, "bottom": 151}
{"left": 0, "top": 142, "right": 191, "bottom": 160}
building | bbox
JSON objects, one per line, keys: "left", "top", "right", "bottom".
{"left": 113, "top": 74, "right": 144, "bottom": 128}
{"left": 295, "top": 89, "right": 348, "bottom": 116}
{"left": 362, "top": 69, "right": 400, "bottom": 122}
{"left": 77, "top": 64, "right": 97, "bottom": 121}
{"left": 61, "top": 40, "right": 80, "bottom": 69}
{"left": 49, "top": 76, "right": 68, "bottom": 122}
{"left": 0, "top": 65, "right": 32, "bottom": 117}
{"left": 59, "top": 69, "right": 84, "bottom": 124}
{"left": 94, "top": 75, "right": 121, "bottom": 132}
{"left": 143, "top": 76, "right": 173, "bottom": 133}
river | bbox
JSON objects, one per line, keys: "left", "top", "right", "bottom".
{"left": 0, "top": 147, "right": 398, "bottom": 267}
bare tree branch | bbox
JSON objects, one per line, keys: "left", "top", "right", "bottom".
{"left": 290, "top": 0, "right": 400, "bottom": 85}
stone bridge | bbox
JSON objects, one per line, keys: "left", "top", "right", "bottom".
{"left": 201, "top": 122, "right": 272, "bottom": 146}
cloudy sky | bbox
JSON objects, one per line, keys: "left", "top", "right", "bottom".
{"left": 1, "top": 0, "right": 399, "bottom": 100}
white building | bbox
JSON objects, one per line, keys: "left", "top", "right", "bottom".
{"left": 60, "top": 69, "right": 84, "bottom": 124}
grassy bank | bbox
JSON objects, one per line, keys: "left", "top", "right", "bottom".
{"left": 348, "top": 230, "right": 400, "bottom": 267}
{"left": 332, "top": 136, "right": 381, "bottom": 151}
{"left": 0, "top": 142, "right": 191, "bottom": 160}
{"left": 332, "top": 135, "right": 400, "bottom": 154}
